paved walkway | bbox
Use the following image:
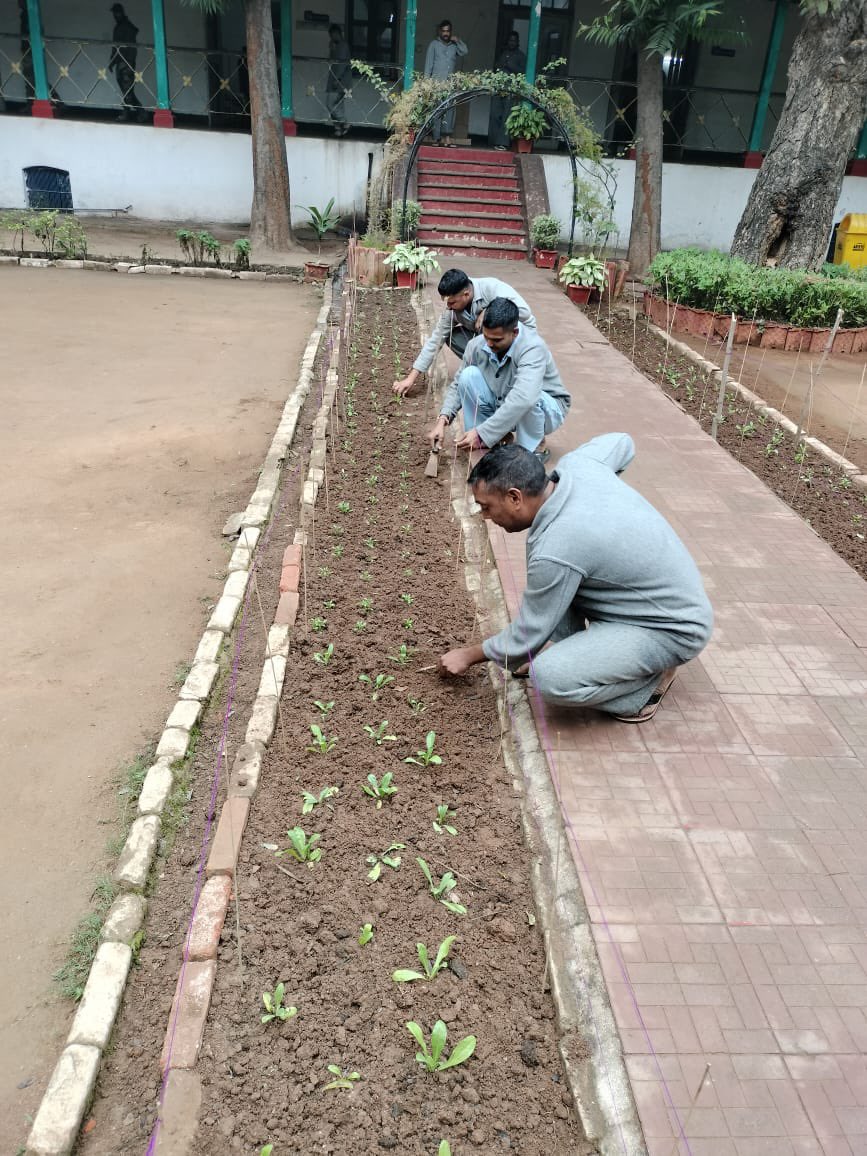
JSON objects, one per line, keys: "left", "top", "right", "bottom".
{"left": 430, "top": 260, "right": 867, "bottom": 1155}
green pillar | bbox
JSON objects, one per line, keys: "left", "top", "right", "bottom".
{"left": 280, "top": 0, "right": 296, "bottom": 133}
{"left": 25, "top": 0, "right": 53, "bottom": 117}
{"left": 745, "top": 0, "right": 786, "bottom": 164}
{"left": 403, "top": 0, "right": 417, "bottom": 90}
{"left": 857, "top": 121, "right": 867, "bottom": 159}
{"left": 150, "top": 0, "right": 173, "bottom": 126}
{"left": 524, "top": 0, "right": 541, "bottom": 85}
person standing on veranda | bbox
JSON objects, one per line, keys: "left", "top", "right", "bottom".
{"left": 424, "top": 19, "right": 468, "bottom": 147}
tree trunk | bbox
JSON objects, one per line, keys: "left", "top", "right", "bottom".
{"left": 627, "top": 49, "right": 663, "bottom": 277}
{"left": 730, "top": 0, "right": 867, "bottom": 270}
{"left": 245, "top": 0, "right": 294, "bottom": 252}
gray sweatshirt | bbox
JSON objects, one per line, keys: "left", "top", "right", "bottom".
{"left": 424, "top": 36, "right": 468, "bottom": 79}
{"left": 482, "top": 434, "right": 714, "bottom": 668}
{"left": 413, "top": 276, "right": 536, "bottom": 373}
{"left": 440, "top": 324, "right": 571, "bottom": 447}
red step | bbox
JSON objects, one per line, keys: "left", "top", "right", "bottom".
{"left": 421, "top": 209, "right": 525, "bottom": 231}
{"left": 419, "top": 226, "right": 527, "bottom": 248}
{"left": 418, "top": 188, "right": 522, "bottom": 207}
{"left": 417, "top": 145, "right": 514, "bottom": 164}
{"left": 417, "top": 174, "right": 519, "bottom": 192}
{"left": 418, "top": 160, "right": 517, "bottom": 179}
{"left": 435, "top": 241, "right": 527, "bottom": 261}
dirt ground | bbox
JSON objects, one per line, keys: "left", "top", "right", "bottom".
{"left": 0, "top": 267, "right": 319, "bottom": 1152}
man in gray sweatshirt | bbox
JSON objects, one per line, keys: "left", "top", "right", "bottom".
{"left": 393, "top": 269, "right": 536, "bottom": 397}
{"left": 439, "top": 435, "right": 713, "bottom": 722}
{"left": 424, "top": 19, "right": 468, "bottom": 145}
{"left": 427, "top": 297, "right": 569, "bottom": 457}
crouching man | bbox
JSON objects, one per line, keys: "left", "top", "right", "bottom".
{"left": 438, "top": 434, "right": 713, "bottom": 723}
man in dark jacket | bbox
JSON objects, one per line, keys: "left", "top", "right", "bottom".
{"left": 109, "top": 4, "right": 144, "bottom": 122}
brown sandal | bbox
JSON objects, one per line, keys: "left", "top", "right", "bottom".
{"left": 613, "top": 669, "right": 677, "bottom": 723}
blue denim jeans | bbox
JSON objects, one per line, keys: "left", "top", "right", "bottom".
{"left": 456, "top": 365, "right": 565, "bottom": 449}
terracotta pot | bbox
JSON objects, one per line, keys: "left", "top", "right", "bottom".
{"left": 565, "top": 284, "right": 591, "bottom": 305}
{"left": 784, "top": 326, "right": 811, "bottom": 352}
{"left": 832, "top": 328, "right": 856, "bottom": 355}
{"left": 395, "top": 269, "right": 418, "bottom": 289}
{"left": 760, "top": 323, "right": 789, "bottom": 349}
{"left": 533, "top": 249, "right": 558, "bottom": 269}
{"left": 304, "top": 260, "right": 329, "bottom": 282}
{"left": 513, "top": 138, "right": 533, "bottom": 154}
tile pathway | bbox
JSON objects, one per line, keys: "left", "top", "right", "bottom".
{"left": 426, "top": 260, "right": 867, "bottom": 1155}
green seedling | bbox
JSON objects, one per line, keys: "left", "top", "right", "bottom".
{"left": 310, "top": 616, "right": 328, "bottom": 633}
{"left": 260, "top": 1146, "right": 274, "bottom": 1156}
{"left": 400, "top": 592, "right": 413, "bottom": 605}
{"left": 363, "top": 538, "right": 376, "bottom": 551}
{"left": 408, "top": 696, "right": 426, "bottom": 715}
{"left": 406, "top": 1020, "right": 476, "bottom": 1073}
{"left": 358, "top": 923, "right": 374, "bottom": 946}
{"left": 331, "top": 523, "right": 344, "bottom": 536}
{"left": 261, "top": 982, "right": 297, "bottom": 1023}
{"left": 317, "top": 566, "right": 332, "bottom": 578}
{"left": 402, "top": 618, "right": 414, "bottom": 631}
{"left": 433, "top": 804, "right": 457, "bottom": 836}
{"left": 438, "top": 1144, "right": 452, "bottom": 1156}
{"left": 276, "top": 827, "right": 321, "bottom": 864}
{"left": 367, "top": 842, "right": 405, "bottom": 881}
{"left": 393, "top": 936, "right": 456, "bottom": 983}
{"left": 322, "top": 599, "right": 336, "bottom": 610}
{"left": 359, "top": 672, "right": 394, "bottom": 700}
{"left": 354, "top": 620, "right": 367, "bottom": 633}
{"left": 301, "top": 785, "right": 339, "bottom": 815}
{"left": 360, "top": 570, "right": 372, "bottom": 582}
{"left": 307, "top": 725, "right": 337, "bottom": 754}
{"left": 364, "top": 720, "right": 396, "bottom": 745}
{"left": 405, "top": 731, "right": 442, "bottom": 767}
{"left": 358, "top": 596, "right": 374, "bottom": 614}
{"left": 736, "top": 420, "right": 757, "bottom": 439}
{"left": 313, "top": 643, "right": 334, "bottom": 666}
{"left": 331, "top": 545, "right": 344, "bottom": 559}
{"left": 313, "top": 699, "right": 334, "bottom": 716}
{"left": 323, "top": 1064, "right": 361, "bottom": 1091}
{"left": 362, "top": 772, "right": 397, "bottom": 808}
{"left": 388, "top": 643, "right": 414, "bottom": 665}
{"left": 338, "top": 501, "right": 351, "bottom": 513}
{"left": 417, "top": 857, "right": 466, "bottom": 915}
{"left": 366, "top": 472, "right": 379, "bottom": 486}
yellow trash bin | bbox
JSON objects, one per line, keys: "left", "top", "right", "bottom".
{"left": 833, "top": 213, "right": 867, "bottom": 269}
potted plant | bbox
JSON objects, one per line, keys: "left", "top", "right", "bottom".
{"left": 302, "top": 198, "right": 341, "bottom": 280}
{"left": 559, "top": 255, "right": 607, "bottom": 305}
{"left": 530, "top": 214, "right": 561, "bottom": 269}
{"left": 505, "top": 105, "right": 547, "bottom": 154}
{"left": 383, "top": 242, "right": 440, "bottom": 290}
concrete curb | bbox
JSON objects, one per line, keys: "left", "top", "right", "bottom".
{"left": 5, "top": 254, "right": 308, "bottom": 282}
{"left": 24, "top": 282, "right": 335, "bottom": 1156}
{"left": 643, "top": 314, "right": 867, "bottom": 494}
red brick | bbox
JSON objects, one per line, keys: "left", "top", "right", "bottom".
{"left": 282, "top": 543, "right": 302, "bottom": 569}
{"left": 205, "top": 796, "right": 250, "bottom": 878}
{"left": 279, "top": 563, "right": 300, "bottom": 593}
{"left": 186, "top": 875, "right": 232, "bottom": 961}
{"left": 274, "top": 590, "right": 299, "bottom": 626}
{"left": 160, "top": 960, "right": 216, "bottom": 1071}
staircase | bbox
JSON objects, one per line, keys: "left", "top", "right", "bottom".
{"left": 415, "top": 145, "right": 529, "bottom": 262}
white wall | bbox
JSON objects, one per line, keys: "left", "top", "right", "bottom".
{"left": 0, "top": 117, "right": 382, "bottom": 224}
{"left": 542, "top": 154, "right": 867, "bottom": 253}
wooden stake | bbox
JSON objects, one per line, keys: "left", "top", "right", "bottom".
{"left": 795, "top": 307, "right": 843, "bottom": 446}
{"left": 711, "top": 314, "right": 737, "bottom": 441}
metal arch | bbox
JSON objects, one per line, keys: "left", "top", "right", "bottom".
{"left": 399, "top": 85, "right": 579, "bottom": 259}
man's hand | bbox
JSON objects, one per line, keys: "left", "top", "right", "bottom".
{"left": 427, "top": 415, "right": 448, "bottom": 446}
{"left": 438, "top": 644, "right": 486, "bottom": 677}
{"left": 474, "top": 308, "right": 486, "bottom": 332}
{"left": 454, "top": 427, "right": 485, "bottom": 451}
{"left": 393, "top": 369, "right": 420, "bottom": 397}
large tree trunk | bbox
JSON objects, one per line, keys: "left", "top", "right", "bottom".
{"left": 245, "top": 0, "right": 294, "bottom": 252}
{"left": 730, "top": 0, "right": 867, "bottom": 270}
{"left": 628, "top": 49, "right": 663, "bottom": 277}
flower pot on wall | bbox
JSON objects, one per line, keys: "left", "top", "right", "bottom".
{"left": 304, "top": 260, "right": 329, "bottom": 281}
{"left": 395, "top": 269, "right": 418, "bottom": 289}
{"left": 513, "top": 138, "right": 533, "bottom": 154}
{"left": 533, "top": 248, "right": 558, "bottom": 269}
{"left": 566, "top": 284, "right": 591, "bottom": 305}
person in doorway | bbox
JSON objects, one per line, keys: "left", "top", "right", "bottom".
{"left": 488, "top": 31, "right": 525, "bottom": 150}
{"left": 426, "top": 296, "right": 568, "bottom": 460}
{"left": 326, "top": 23, "right": 352, "bottom": 137}
{"left": 109, "top": 3, "right": 145, "bottom": 122}
{"left": 393, "top": 268, "right": 535, "bottom": 397}
{"left": 424, "top": 19, "right": 467, "bottom": 146}
{"left": 438, "top": 435, "right": 713, "bottom": 723}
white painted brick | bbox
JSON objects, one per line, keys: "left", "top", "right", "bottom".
{"left": 100, "top": 893, "right": 147, "bottom": 945}
{"left": 0, "top": 254, "right": 18, "bottom": 265}
{"left": 144, "top": 264, "right": 174, "bottom": 275}
{"left": 176, "top": 266, "right": 206, "bottom": 277}
{"left": 229, "top": 742, "right": 264, "bottom": 797}
{"left": 138, "top": 762, "right": 174, "bottom": 815}
{"left": 223, "top": 570, "right": 249, "bottom": 600}
{"left": 21, "top": 257, "right": 53, "bottom": 268}
{"left": 258, "top": 654, "right": 287, "bottom": 699}
{"left": 55, "top": 260, "right": 84, "bottom": 269}
{"left": 238, "top": 526, "right": 260, "bottom": 551}
{"left": 246, "top": 696, "right": 278, "bottom": 745}
{"left": 194, "top": 630, "right": 224, "bottom": 665}
{"left": 155, "top": 727, "right": 190, "bottom": 762}
{"left": 115, "top": 815, "right": 161, "bottom": 889}
{"left": 202, "top": 267, "right": 232, "bottom": 278}
{"left": 67, "top": 942, "right": 132, "bottom": 1049}
{"left": 227, "top": 545, "right": 251, "bottom": 572}
{"left": 266, "top": 624, "right": 290, "bottom": 657}
{"left": 127, "top": 265, "right": 145, "bottom": 274}
{"left": 303, "top": 480, "right": 318, "bottom": 504}
{"left": 179, "top": 661, "right": 219, "bottom": 701}
{"left": 166, "top": 699, "right": 202, "bottom": 732}
{"left": 26, "top": 1044, "right": 101, "bottom": 1155}
{"left": 207, "top": 594, "right": 241, "bottom": 633}
{"left": 238, "top": 270, "right": 266, "bottom": 280}
{"left": 243, "top": 504, "right": 270, "bottom": 527}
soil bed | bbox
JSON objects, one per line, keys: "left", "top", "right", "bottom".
{"left": 591, "top": 307, "right": 867, "bottom": 582}
{"left": 79, "top": 289, "right": 589, "bottom": 1155}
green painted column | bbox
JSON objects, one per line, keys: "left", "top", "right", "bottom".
{"left": 150, "top": 0, "right": 173, "bottom": 126}
{"left": 745, "top": 0, "right": 786, "bottom": 165}
{"left": 403, "top": 0, "right": 417, "bottom": 90}
{"left": 25, "top": 0, "right": 53, "bottom": 117}
{"left": 857, "top": 121, "right": 867, "bottom": 158}
{"left": 524, "top": 0, "right": 541, "bottom": 85}
{"left": 280, "top": 0, "right": 296, "bottom": 133}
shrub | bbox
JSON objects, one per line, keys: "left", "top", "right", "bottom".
{"left": 530, "top": 213, "right": 561, "bottom": 250}
{"left": 389, "top": 199, "right": 422, "bottom": 239}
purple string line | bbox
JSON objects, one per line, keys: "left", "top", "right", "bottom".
{"left": 145, "top": 312, "right": 338, "bottom": 1155}
{"left": 487, "top": 521, "right": 695, "bottom": 1156}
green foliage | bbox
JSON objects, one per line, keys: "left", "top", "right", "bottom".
{"left": 54, "top": 216, "right": 88, "bottom": 258}
{"left": 648, "top": 248, "right": 867, "bottom": 327}
{"left": 393, "top": 936, "right": 456, "bottom": 983}
{"left": 433, "top": 804, "right": 458, "bottom": 836}
{"left": 176, "top": 228, "right": 221, "bottom": 266}
{"left": 406, "top": 1019, "right": 477, "bottom": 1073}
{"left": 358, "top": 922, "right": 374, "bottom": 945}
{"left": 405, "top": 731, "right": 442, "bottom": 767}
{"left": 389, "top": 199, "right": 423, "bottom": 238}
{"left": 233, "top": 237, "right": 251, "bottom": 270}
{"left": 530, "top": 213, "right": 561, "bottom": 250}
{"left": 364, "top": 720, "right": 397, "bottom": 745}
{"left": 310, "top": 616, "right": 328, "bottom": 633}
{"left": 261, "top": 982, "right": 297, "bottom": 1023}
{"left": 362, "top": 771, "right": 397, "bottom": 807}
{"left": 573, "top": 176, "right": 618, "bottom": 253}
{"left": 307, "top": 724, "right": 337, "bottom": 754}
{"left": 301, "top": 784, "right": 339, "bottom": 814}
{"left": 276, "top": 827, "right": 321, "bottom": 863}
{"left": 416, "top": 857, "right": 467, "bottom": 915}
{"left": 323, "top": 1063, "right": 361, "bottom": 1090}
{"left": 438, "top": 1144, "right": 452, "bottom": 1156}
{"left": 580, "top": 0, "right": 727, "bottom": 56}
{"left": 302, "top": 197, "right": 341, "bottom": 242}
{"left": 313, "top": 643, "right": 335, "bottom": 666}
{"left": 559, "top": 255, "right": 607, "bottom": 289}
{"left": 383, "top": 241, "right": 440, "bottom": 274}
{"left": 366, "top": 842, "right": 405, "bottom": 881}
{"left": 388, "top": 643, "right": 414, "bottom": 665}
{"left": 505, "top": 104, "right": 548, "bottom": 141}
{"left": 359, "top": 671, "right": 394, "bottom": 700}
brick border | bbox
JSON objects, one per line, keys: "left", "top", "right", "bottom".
{"left": 4, "top": 253, "right": 320, "bottom": 282}
{"left": 24, "top": 283, "right": 335, "bottom": 1156}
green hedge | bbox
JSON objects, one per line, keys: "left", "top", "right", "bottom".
{"left": 647, "top": 249, "right": 867, "bottom": 328}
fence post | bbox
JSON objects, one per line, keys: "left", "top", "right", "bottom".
{"left": 744, "top": 0, "right": 786, "bottom": 167}
{"left": 150, "top": 0, "right": 173, "bottom": 127}
{"left": 524, "top": 0, "right": 541, "bottom": 86}
{"left": 280, "top": 0, "right": 296, "bottom": 135}
{"left": 25, "top": 0, "right": 53, "bottom": 118}
{"left": 711, "top": 315, "right": 737, "bottom": 441}
{"left": 403, "top": 0, "right": 417, "bottom": 91}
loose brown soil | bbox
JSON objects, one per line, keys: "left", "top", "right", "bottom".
{"left": 593, "top": 307, "right": 867, "bottom": 582}
{"left": 78, "top": 289, "right": 591, "bottom": 1156}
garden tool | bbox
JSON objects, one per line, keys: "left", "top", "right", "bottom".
{"left": 424, "top": 435, "right": 441, "bottom": 478}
